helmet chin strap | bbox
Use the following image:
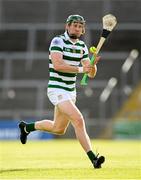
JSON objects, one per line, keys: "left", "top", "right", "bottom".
{"left": 67, "top": 31, "right": 79, "bottom": 39}
{"left": 69, "top": 34, "right": 78, "bottom": 39}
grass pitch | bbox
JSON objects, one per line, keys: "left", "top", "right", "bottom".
{"left": 0, "top": 139, "right": 141, "bottom": 179}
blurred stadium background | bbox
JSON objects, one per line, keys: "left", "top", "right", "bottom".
{"left": 0, "top": 0, "right": 141, "bottom": 140}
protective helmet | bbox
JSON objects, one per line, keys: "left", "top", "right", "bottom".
{"left": 66, "top": 15, "right": 86, "bottom": 24}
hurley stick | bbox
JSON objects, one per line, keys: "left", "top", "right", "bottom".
{"left": 81, "top": 14, "right": 117, "bottom": 85}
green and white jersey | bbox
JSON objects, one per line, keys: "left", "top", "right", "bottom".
{"left": 48, "top": 31, "right": 89, "bottom": 92}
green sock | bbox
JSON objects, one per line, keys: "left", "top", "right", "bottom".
{"left": 26, "top": 123, "right": 36, "bottom": 133}
{"left": 87, "top": 151, "right": 96, "bottom": 163}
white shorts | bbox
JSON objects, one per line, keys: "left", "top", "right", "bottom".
{"left": 47, "top": 88, "right": 76, "bottom": 106}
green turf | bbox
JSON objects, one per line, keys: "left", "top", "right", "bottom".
{"left": 0, "top": 140, "right": 141, "bottom": 179}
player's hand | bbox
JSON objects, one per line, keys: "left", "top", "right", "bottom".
{"left": 82, "top": 56, "right": 100, "bottom": 73}
{"left": 83, "top": 64, "right": 94, "bottom": 73}
{"left": 88, "top": 64, "right": 97, "bottom": 78}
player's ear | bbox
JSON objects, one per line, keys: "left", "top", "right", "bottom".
{"left": 82, "top": 27, "right": 85, "bottom": 35}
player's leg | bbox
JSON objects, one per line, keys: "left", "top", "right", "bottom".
{"left": 19, "top": 106, "right": 70, "bottom": 144}
{"left": 19, "top": 89, "right": 72, "bottom": 144}
{"left": 35, "top": 106, "right": 70, "bottom": 135}
{"left": 57, "top": 100, "right": 92, "bottom": 152}
{"left": 57, "top": 100, "right": 105, "bottom": 168}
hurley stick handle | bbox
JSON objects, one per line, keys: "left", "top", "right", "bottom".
{"left": 80, "top": 53, "right": 96, "bottom": 85}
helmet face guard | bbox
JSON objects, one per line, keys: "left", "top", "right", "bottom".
{"left": 66, "top": 15, "right": 86, "bottom": 25}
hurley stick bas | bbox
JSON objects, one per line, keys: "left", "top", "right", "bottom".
{"left": 81, "top": 14, "right": 117, "bottom": 85}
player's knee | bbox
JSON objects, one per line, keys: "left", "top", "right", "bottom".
{"left": 73, "top": 115, "right": 85, "bottom": 129}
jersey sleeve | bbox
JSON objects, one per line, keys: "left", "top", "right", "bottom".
{"left": 81, "top": 44, "right": 89, "bottom": 61}
{"left": 49, "top": 37, "right": 63, "bottom": 54}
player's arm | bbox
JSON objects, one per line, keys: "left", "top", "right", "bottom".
{"left": 51, "top": 52, "right": 93, "bottom": 74}
{"left": 51, "top": 52, "right": 80, "bottom": 73}
{"left": 50, "top": 37, "right": 91, "bottom": 74}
